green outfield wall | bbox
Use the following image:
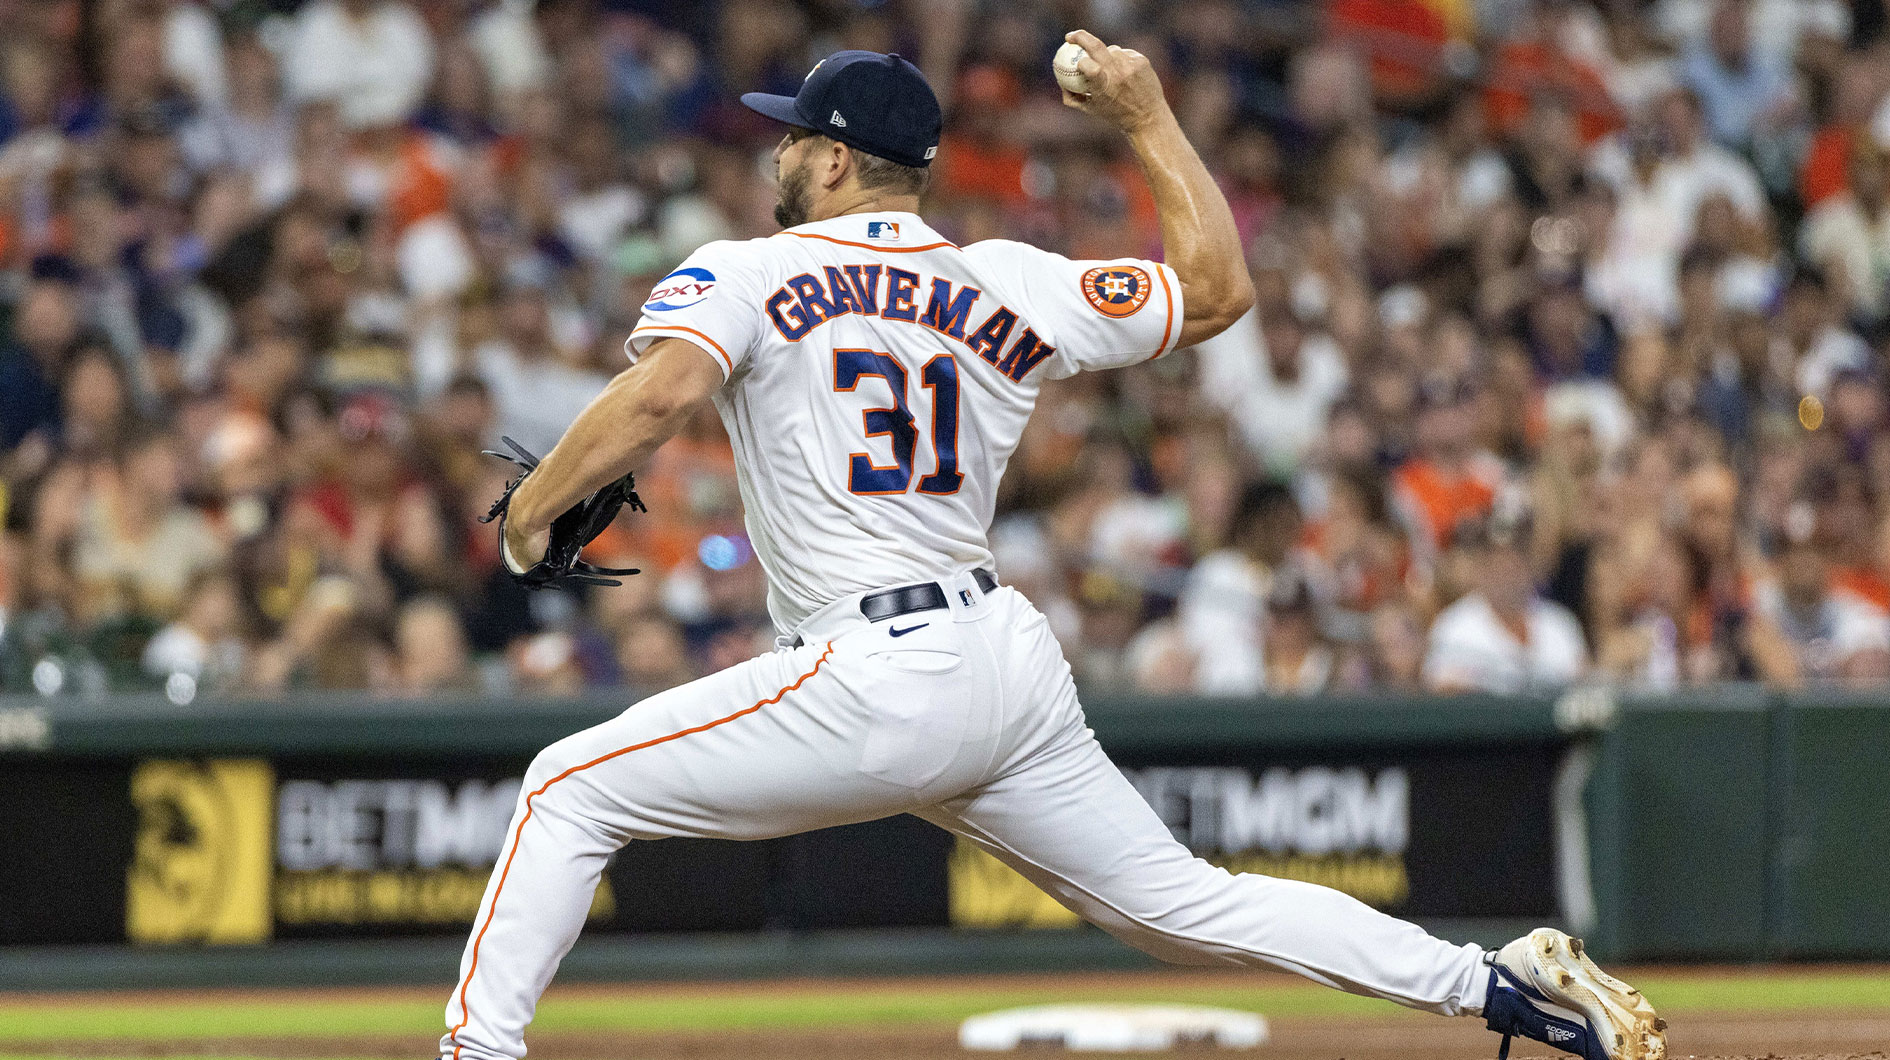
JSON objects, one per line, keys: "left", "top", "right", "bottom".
{"left": 0, "top": 685, "right": 1884, "bottom": 985}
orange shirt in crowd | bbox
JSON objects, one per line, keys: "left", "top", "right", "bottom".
{"left": 1327, "top": 0, "right": 1451, "bottom": 104}
{"left": 934, "top": 134, "right": 1029, "bottom": 207}
{"left": 1392, "top": 458, "right": 1496, "bottom": 552}
{"left": 386, "top": 133, "right": 454, "bottom": 232}
{"left": 1483, "top": 41, "right": 1622, "bottom": 145}
{"left": 1834, "top": 565, "right": 1890, "bottom": 612}
{"left": 1800, "top": 125, "right": 1855, "bottom": 210}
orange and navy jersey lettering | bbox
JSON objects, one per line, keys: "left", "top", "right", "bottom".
{"left": 765, "top": 266, "right": 1051, "bottom": 383}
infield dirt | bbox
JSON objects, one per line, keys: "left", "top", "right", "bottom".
{"left": 5, "top": 968, "right": 1888, "bottom": 1060}
{"left": 10, "top": 1017, "right": 1890, "bottom": 1060}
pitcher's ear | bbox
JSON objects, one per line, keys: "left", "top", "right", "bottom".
{"left": 823, "top": 139, "right": 853, "bottom": 190}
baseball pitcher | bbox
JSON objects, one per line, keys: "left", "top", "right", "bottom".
{"left": 444, "top": 34, "right": 1665, "bottom": 1060}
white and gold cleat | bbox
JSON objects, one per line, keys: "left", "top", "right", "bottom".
{"left": 1481, "top": 927, "right": 1667, "bottom": 1060}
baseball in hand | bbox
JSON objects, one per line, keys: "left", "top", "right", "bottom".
{"left": 1053, "top": 41, "right": 1090, "bottom": 95}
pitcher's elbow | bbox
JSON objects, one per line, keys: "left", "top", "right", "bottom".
{"left": 1222, "top": 277, "right": 1255, "bottom": 322}
{"left": 1195, "top": 281, "right": 1254, "bottom": 341}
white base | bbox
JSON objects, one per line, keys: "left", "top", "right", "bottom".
{"left": 958, "top": 1003, "right": 1269, "bottom": 1052}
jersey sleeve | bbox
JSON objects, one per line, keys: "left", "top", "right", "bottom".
{"left": 1004, "top": 245, "right": 1184, "bottom": 378}
{"left": 626, "top": 241, "right": 770, "bottom": 381}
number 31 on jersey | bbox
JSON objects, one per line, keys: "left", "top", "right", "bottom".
{"left": 833, "top": 349, "right": 962, "bottom": 496}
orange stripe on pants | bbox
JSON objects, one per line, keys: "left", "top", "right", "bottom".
{"left": 447, "top": 641, "right": 836, "bottom": 1059}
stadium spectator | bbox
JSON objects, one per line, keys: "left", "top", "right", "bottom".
{"left": 390, "top": 595, "right": 479, "bottom": 694}
{"left": 1422, "top": 508, "right": 1589, "bottom": 693}
{"left": 142, "top": 568, "right": 247, "bottom": 690}
{"left": 283, "top": 0, "right": 435, "bottom": 130}
{"left": 71, "top": 431, "right": 225, "bottom": 625}
{"left": 0, "top": 279, "right": 82, "bottom": 453}
{"left": 474, "top": 272, "right": 610, "bottom": 456}
{"left": 1197, "top": 300, "right": 1349, "bottom": 476}
{"left": 1261, "top": 569, "right": 1337, "bottom": 694}
{"left": 1176, "top": 481, "right": 1307, "bottom": 695}
{"left": 615, "top": 613, "right": 699, "bottom": 693}
{"left": 1757, "top": 504, "right": 1890, "bottom": 685}
{"left": 1799, "top": 138, "right": 1890, "bottom": 328}
{"left": 1391, "top": 379, "right": 1500, "bottom": 560}
{"left": 1360, "top": 602, "right": 1428, "bottom": 691}
{"left": 1678, "top": 0, "right": 1797, "bottom": 151}
{"left": 1592, "top": 533, "right": 1692, "bottom": 690}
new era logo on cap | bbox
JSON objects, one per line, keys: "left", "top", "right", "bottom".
{"left": 830, "top": 111, "right": 846, "bottom": 127}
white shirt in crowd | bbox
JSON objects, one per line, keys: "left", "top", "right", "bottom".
{"left": 1588, "top": 138, "right": 1767, "bottom": 327}
{"left": 1754, "top": 583, "right": 1890, "bottom": 682}
{"left": 1422, "top": 592, "right": 1589, "bottom": 694}
{"left": 1799, "top": 195, "right": 1890, "bottom": 323}
{"left": 1192, "top": 307, "right": 1349, "bottom": 474}
{"left": 469, "top": 0, "right": 552, "bottom": 95}
{"left": 1653, "top": 0, "right": 1849, "bottom": 62}
{"left": 473, "top": 342, "right": 609, "bottom": 458}
{"left": 282, "top": 0, "right": 436, "bottom": 128}
{"left": 1175, "top": 549, "right": 1270, "bottom": 694}
{"left": 165, "top": 2, "right": 228, "bottom": 109}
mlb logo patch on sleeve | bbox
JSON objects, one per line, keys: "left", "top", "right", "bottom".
{"left": 645, "top": 267, "right": 717, "bottom": 311}
{"left": 867, "top": 221, "right": 901, "bottom": 240}
{"left": 1082, "top": 265, "right": 1151, "bottom": 318}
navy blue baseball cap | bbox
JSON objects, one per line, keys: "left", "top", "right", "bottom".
{"left": 742, "top": 51, "right": 942, "bottom": 169}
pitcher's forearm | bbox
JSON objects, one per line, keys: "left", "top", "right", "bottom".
{"left": 508, "top": 340, "right": 723, "bottom": 533}
{"left": 510, "top": 380, "right": 682, "bottom": 531}
{"left": 1125, "top": 111, "right": 1250, "bottom": 340}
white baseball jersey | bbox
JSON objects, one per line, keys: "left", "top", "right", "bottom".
{"left": 628, "top": 211, "right": 1184, "bottom": 632}
{"left": 444, "top": 209, "right": 1497, "bottom": 1060}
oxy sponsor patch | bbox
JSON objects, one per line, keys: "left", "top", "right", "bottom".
{"left": 1081, "top": 265, "right": 1151, "bottom": 318}
{"left": 645, "top": 267, "right": 717, "bottom": 311}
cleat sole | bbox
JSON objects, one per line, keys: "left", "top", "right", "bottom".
{"left": 1532, "top": 929, "right": 1667, "bottom": 1060}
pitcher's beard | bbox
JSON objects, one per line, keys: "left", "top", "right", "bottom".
{"left": 774, "top": 163, "right": 813, "bottom": 229}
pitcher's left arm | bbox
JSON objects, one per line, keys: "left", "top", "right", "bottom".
{"left": 501, "top": 338, "right": 725, "bottom": 567}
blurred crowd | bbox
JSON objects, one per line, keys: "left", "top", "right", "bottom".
{"left": 5, "top": 0, "right": 1890, "bottom": 701}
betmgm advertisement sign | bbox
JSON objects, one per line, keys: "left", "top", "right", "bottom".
{"left": 949, "top": 751, "right": 1567, "bottom": 930}
{"left": 4, "top": 745, "right": 1562, "bottom": 945}
{"left": 108, "top": 757, "right": 942, "bottom": 944}
{"left": 1131, "top": 765, "right": 1412, "bottom": 905}
{"left": 125, "top": 760, "right": 275, "bottom": 944}
{"left": 947, "top": 764, "right": 1419, "bottom": 930}
{"left": 123, "top": 762, "right": 611, "bottom": 943}
{"left": 273, "top": 774, "right": 621, "bottom": 931}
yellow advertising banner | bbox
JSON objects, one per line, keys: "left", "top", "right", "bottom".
{"left": 126, "top": 760, "right": 274, "bottom": 944}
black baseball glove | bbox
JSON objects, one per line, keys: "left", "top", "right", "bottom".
{"left": 479, "top": 436, "right": 646, "bottom": 589}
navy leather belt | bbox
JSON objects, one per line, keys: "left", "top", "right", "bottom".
{"left": 860, "top": 568, "right": 998, "bottom": 622}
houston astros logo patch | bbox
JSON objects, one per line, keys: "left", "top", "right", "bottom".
{"left": 1081, "top": 266, "right": 1151, "bottom": 318}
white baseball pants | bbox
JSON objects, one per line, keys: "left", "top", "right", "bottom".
{"left": 442, "top": 572, "right": 1488, "bottom": 1060}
